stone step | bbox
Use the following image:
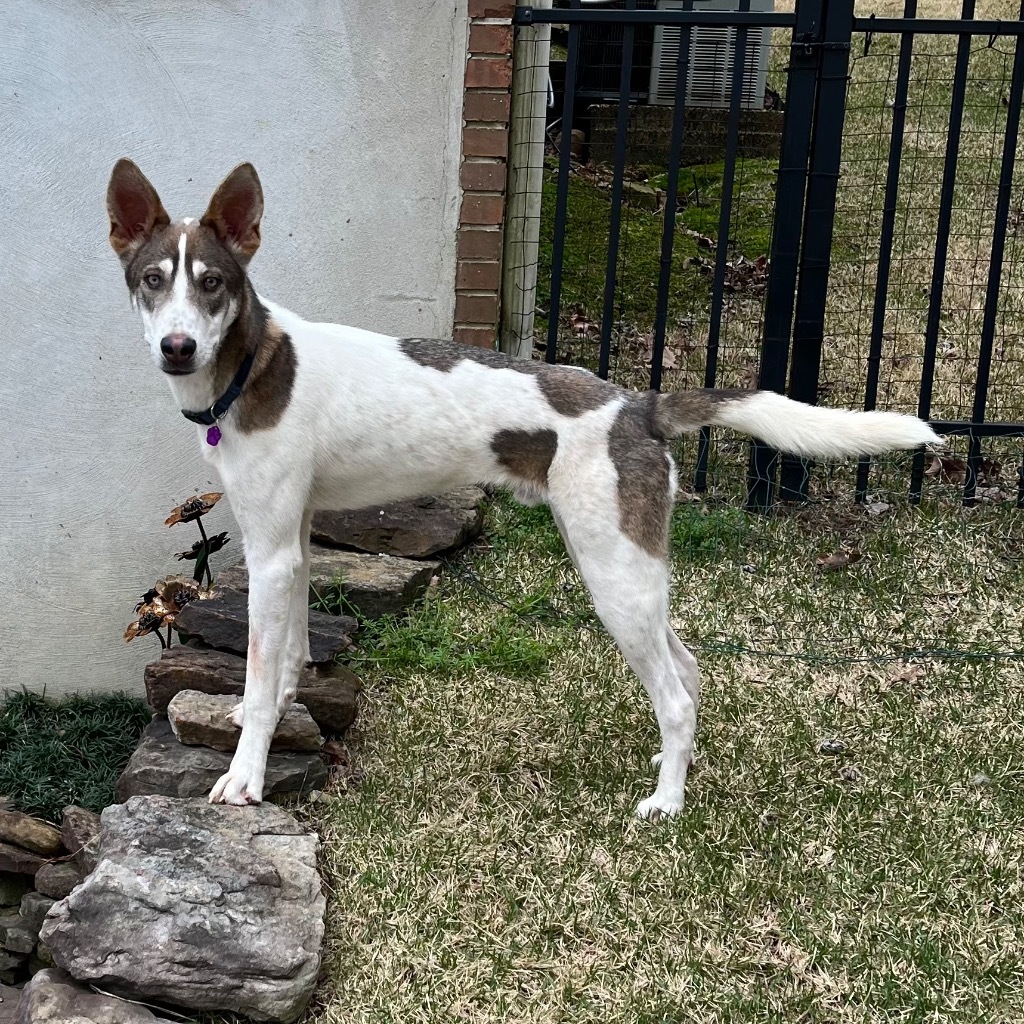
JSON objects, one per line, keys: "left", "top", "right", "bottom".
{"left": 311, "top": 487, "right": 485, "bottom": 559}
{"left": 167, "top": 690, "right": 322, "bottom": 754}
{"left": 145, "top": 647, "right": 360, "bottom": 735}
{"left": 173, "top": 587, "right": 357, "bottom": 664}
{"left": 218, "top": 545, "right": 438, "bottom": 619}
{"left": 41, "top": 796, "right": 323, "bottom": 1022}
{"left": 115, "top": 719, "right": 327, "bottom": 803}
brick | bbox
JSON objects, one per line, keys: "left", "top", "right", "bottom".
{"left": 466, "top": 57, "right": 512, "bottom": 90}
{"left": 457, "top": 260, "right": 501, "bottom": 291}
{"left": 464, "top": 92, "right": 511, "bottom": 123}
{"left": 457, "top": 227, "right": 503, "bottom": 260}
{"left": 461, "top": 160, "right": 507, "bottom": 192}
{"left": 463, "top": 126, "right": 509, "bottom": 159}
{"left": 470, "top": 23, "right": 514, "bottom": 55}
{"left": 461, "top": 193, "right": 505, "bottom": 225}
{"left": 469, "top": 0, "right": 515, "bottom": 17}
{"left": 455, "top": 293, "right": 499, "bottom": 324}
{"left": 454, "top": 326, "right": 498, "bottom": 348}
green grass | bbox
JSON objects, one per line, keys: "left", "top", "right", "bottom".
{"left": 0, "top": 691, "right": 151, "bottom": 822}
{"left": 303, "top": 492, "right": 1024, "bottom": 1023}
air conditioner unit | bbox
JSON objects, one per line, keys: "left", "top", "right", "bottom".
{"left": 649, "top": 0, "right": 774, "bottom": 110}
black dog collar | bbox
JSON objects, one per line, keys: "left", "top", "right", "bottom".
{"left": 181, "top": 350, "right": 256, "bottom": 446}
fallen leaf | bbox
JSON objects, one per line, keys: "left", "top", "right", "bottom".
{"left": 925, "top": 455, "right": 967, "bottom": 485}
{"left": 816, "top": 549, "right": 863, "bottom": 572}
{"left": 819, "top": 739, "right": 847, "bottom": 756}
{"left": 865, "top": 501, "right": 891, "bottom": 516}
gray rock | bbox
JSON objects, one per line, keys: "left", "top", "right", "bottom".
{"left": 0, "top": 877, "right": 31, "bottom": 910}
{"left": 0, "top": 912, "right": 35, "bottom": 954}
{"left": 0, "top": 846, "right": 43, "bottom": 880}
{"left": 145, "top": 647, "right": 360, "bottom": 734}
{"left": 0, "top": 950, "right": 26, "bottom": 986}
{"left": 59, "top": 808, "right": 100, "bottom": 875}
{"left": 18, "top": 893, "right": 55, "bottom": 933}
{"left": 221, "top": 545, "right": 439, "bottom": 619}
{"left": 115, "top": 719, "right": 326, "bottom": 803}
{"left": 33, "top": 864, "right": 83, "bottom": 903}
{"left": 41, "top": 797, "right": 325, "bottom": 1023}
{"left": 0, "top": 815, "right": 61, "bottom": 859}
{"left": 167, "top": 691, "right": 321, "bottom": 754}
{"left": 32, "top": 944, "right": 54, "bottom": 970}
{"left": 311, "top": 487, "right": 486, "bottom": 558}
{"left": 0, "top": 982, "right": 19, "bottom": 1024}
{"left": 16, "top": 968, "right": 177, "bottom": 1023}
{"left": 174, "top": 586, "right": 357, "bottom": 664}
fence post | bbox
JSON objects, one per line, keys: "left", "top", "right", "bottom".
{"left": 778, "top": 0, "right": 854, "bottom": 502}
{"left": 747, "top": 0, "right": 826, "bottom": 510}
{"left": 501, "top": 0, "right": 553, "bottom": 359}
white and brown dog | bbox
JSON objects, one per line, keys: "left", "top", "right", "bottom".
{"left": 107, "top": 160, "right": 941, "bottom": 817}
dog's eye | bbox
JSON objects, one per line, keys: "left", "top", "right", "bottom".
{"left": 144, "top": 272, "right": 162, "bottom": 289}
{"left": 203, "top": 276, "right": 222, "bottom": 292}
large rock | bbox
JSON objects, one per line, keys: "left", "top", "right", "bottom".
{"left": 60, "top": 807, "right": 100, "bottom": 875}
{"left": 41, "top": 797, "right": 325, "bottom": 1023}
{"left": 311, "top": 487, "right": 486, "bottom": 558}
{"left": 0, "top": 814, "right": 61, "bottom": 858}
{"left": 145, "top": 648, "right": 360, "bottom": 735}
{"left": 115, "top": 719, "right": 327, "bottom": 803}
{"left": 0, "top": 911, "right": 35, "bottom": 954}
{"left": 174, "top": 587, "right": 357, "bottom": 663}
{"left": 0, "top": 951, "right": 25, "bottom": 986}
{"left": 17, "top": 968, "right": 179, "bottom": 1023}
{"left": 167, "top": 691, "right": 321, "bottom": 754}
{"left": 220, "top": 545, "right": 438, "bottom": 619}
{"left": 0, "top": 846, "right": 43, "bottom": 880}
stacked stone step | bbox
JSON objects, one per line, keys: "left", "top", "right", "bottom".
{"left": 0, "top": 805, "right": 98, "bottom": 988}
{"left": 7, "top": 489, "right": 487, "bottom": 1022}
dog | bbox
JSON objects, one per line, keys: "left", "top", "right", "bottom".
{"left": 106, "top": 160, "right": 942, "bottom": 817}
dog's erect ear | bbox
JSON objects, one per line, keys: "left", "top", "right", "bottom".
{"left": 106, "top": 159, "right": 170, "bottom": 263}
{"left": 200, "top": 164, "right": 264, "bottom": 265}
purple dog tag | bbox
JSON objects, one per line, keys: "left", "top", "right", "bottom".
{"left": 206, "top": 425, "right": 222, "bottom": 447}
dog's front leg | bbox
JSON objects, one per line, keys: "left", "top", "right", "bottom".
{"left": 209, "top": 529, "right": 306, "bottom": 806}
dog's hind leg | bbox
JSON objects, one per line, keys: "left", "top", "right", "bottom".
{"left": 210, "top": 492, "right": 308, "bottom": 805}
{"left": 550, "top": 498, "right": 696, "bottom": 818}
{"left": 651, "top": 628, "right": 701, "bottom": 770}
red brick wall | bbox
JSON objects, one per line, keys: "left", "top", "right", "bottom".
{"left": 455, "top": 0, "right": 515, "bottom": 348}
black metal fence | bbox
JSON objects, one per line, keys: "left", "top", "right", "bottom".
{"left": 509, "top": 0, "right": 1024, "bottom": 510}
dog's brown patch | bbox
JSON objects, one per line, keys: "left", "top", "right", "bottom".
{"left": 652, "top": 388, "right": 752, "bottom": 438}
{"left": 399, "top": 339, "right": 615, "bottom": 417}
{"left": 491, "top": 428, "right": 559, "bottom": 488}
{"left": 238, "top": 322, "right": 297, "bottom": 433}
{"left": 608, "top": 395, "right": 672, "bottom": 558}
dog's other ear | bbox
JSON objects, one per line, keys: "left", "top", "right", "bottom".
{"left": 106, "top": 159, "right": 170, "bottom": 263}
{"left": 201, "top": 164, "right": 264, "bottom": 265}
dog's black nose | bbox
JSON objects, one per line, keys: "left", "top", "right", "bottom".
{"left": 160, "top": 334, "right": 197, "bottom": 367}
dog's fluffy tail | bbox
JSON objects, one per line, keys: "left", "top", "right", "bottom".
{"left": 652, "top": 388, "right": 942, "bottom": 458}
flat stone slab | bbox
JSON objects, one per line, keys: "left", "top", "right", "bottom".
{"left": 311, "top": 487, "right": 486, "bottom": 559}
{"left": 168, "top": 691, "right": 322, "bottom": 754}
{"left": 219, "top": 545, "right": 438, "bottom": 619}
{"left": 41, "top": 797, "right": 324, "bottom": 1023}
{"left": 114, "top": 719, "right": 327, "bottom": 803}
{"left": 0, "top": 813, "right": 61, "bottom": 858}
{"left": 146, "top": 648, "right": 360, "bottom": 735}
{"left": 174, "top": 587, "right": 357, "bottom": 663}
{"left": 0, "top": 845, "right": 43, "bottom": 880}
{"left": 17, "top": 968, "right": 177, "bottom": 1022}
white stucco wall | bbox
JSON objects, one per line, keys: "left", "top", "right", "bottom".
{"left": 0, "top": 0, "right": 468, "bottom": 695}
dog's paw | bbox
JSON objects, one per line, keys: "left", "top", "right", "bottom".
{"left": 209, "top": 769, "right": 263, "bottom": 806}
{"left": 636, "top": 793, "right": 685, "bottom": 821}
{"left": 225, "top": 703, "right": 245, "bottom": 729}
